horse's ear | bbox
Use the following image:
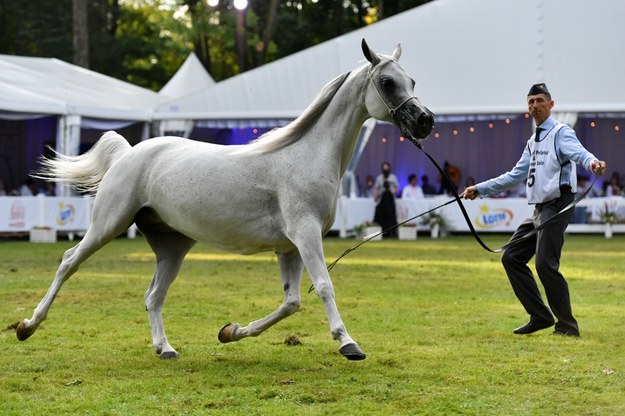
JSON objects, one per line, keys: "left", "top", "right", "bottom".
{"left": 361, "top": 39, "right": 380, "bottom": 66}
{"left": 392, "top": 43, "right": 402, "bottom": 60}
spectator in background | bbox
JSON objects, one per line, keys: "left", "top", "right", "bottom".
{"left": 439, "top": 160, "right": 460, "bottom": 195}
{"left": 18, "top": 178, "right": 38, "bottom": 196}
{"left": 421, "top": 175, "right": 438, "bottom": 195}
{"left": 43, "top": 181, "right": 56, "bottom": 196}
{"left": 0, "top": 178, "right": 7, "bottom": 196}
{"left": 577, "top": 174, "right": 600, "bottom": 198}
{"left": 401, "top": 174, "right": 424, "bottom": 199}
{"left": 372, "top": 162, "right": 399, "bottom": 202}
{"left": 373, "top": 161, "right": 399, "bottom": 238}
{"left": 461, "top": 176, "right": 476, "bottom": 193}
{"left": 603, "top": 171, "right": 622, "bottom": 196}
{"left": 362, "top": 174, "right": 375, "bottom": 198}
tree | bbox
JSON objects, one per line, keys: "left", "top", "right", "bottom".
{"left": 72, "top": 0, "right": 89, "bottom": 68}
{"left": 0, "top": 0, "right": 429, "bottom": 89}
{"left": 0, "top": 0, "right": 73, "bottom": 61}
{"left": 111, "top": 0, "right": 193, "bottom": 90}
{"left": 255, "top": 0, "right": 279, "bottom": 66}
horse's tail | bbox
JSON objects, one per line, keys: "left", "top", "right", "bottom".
{"left": 36, "top": 131, "right": 131, "bottom": 194}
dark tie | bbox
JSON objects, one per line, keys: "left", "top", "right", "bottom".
{"left": 535, "top": 127, "right": 543, "bottom": 142}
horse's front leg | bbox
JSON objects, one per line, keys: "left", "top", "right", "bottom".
{"left": 291, "top": 224, "right": 366, "bottom": 360}
{"left": 218, "top": 250, "right": 303, "bottom": 342}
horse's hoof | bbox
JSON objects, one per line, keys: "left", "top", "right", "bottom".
{"left": 16, "top": 320, "right": 35, "bottom": 341}
{"left": 218, "top": 322, "right": 240, "bottom": 343}
{"left": 159, "top": 351, "right": 180, "bottom": 360}
{"left": 339, "top": 343, "right": 366, "bottom": 360}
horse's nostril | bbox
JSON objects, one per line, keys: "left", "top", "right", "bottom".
{"left": 418, "top": 112, "right": 433, "bottom": 127}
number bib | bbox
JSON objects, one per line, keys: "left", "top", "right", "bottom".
{"left": 526, "top": 123, "right": 573, "bottom": 204}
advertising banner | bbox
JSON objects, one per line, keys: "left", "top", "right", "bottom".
{"left": 0, "top": 196, "right": 92, "bottom": 232}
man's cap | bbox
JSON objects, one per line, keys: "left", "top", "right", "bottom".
{"left": 528, "top": 83, "right": 550, "bottom": 96}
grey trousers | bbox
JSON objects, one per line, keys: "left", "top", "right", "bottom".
{"left": 501, "top": 189, "right": 579, "bottom": 333}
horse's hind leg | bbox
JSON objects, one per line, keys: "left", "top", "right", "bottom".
{"left": 17, "top": 189, "right": 139, "bottom": 342}
{"left": 139, "top": 224, "right": 195, "bottom": 359}
{"left": 218, "top": 250, "right": 303, "bottom": 343}
{"left": 16, "top": 220, "right": 128, "bottom": 341}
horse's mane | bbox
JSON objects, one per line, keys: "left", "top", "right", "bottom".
{"left": 241, "top": 71, "right": 352, "bottom": 154}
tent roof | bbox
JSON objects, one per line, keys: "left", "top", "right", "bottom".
{"left": 0, "top": 55, "right": 169, "bottom": 121}
{"left": 0, "top": 80, "right": 67, "bottom": 114}
{"left": 156, "top": 0, "right": 625, "bottom": 121}
{"left": 159, "top": 52, "right": 215, "bottom": 99}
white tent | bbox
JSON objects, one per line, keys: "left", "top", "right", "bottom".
{"left": 0, "top": 55, "right": 171, "bottom": 194}
{"left": 154, "top": 0, "right": 625, "bottom": 198}
{"left": 158, "top": 52, "right": 216, "bottom": 137}
{"left": 0, "top": 55, "right": 168, "bottom": 121}
{"left": 0, "top": 81, "right": 67, "bottom": 115}
{"left": 159, "top": 52, "right": 215, "bottom": 99}
{"left": 155, "top": 0, "right": 625, "bottom": 122}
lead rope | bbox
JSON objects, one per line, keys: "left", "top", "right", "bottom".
{"left": 309, "top": 143, "right": 599, "bottom": 293}
{"left": 415, "top": 141, "right": 600, "bottom": 253}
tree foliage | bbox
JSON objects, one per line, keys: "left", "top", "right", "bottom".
{"left": 0, "top": 0, "right": 429, "bottom": 90}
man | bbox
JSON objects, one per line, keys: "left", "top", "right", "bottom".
{"left": 461, "top": 83, "right": 606, "bottom": 337}
{"left": 421, "top": 174, "right": 438, "bottom": 195}
{"left": 401, "top": 174, "right": 424, "bottom": 199}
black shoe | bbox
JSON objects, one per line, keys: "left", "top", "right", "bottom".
{"left": 552, "top": 329, "right": 580, "bottom": 337}
{"left": 513, "top": 319, "right": 554, "bottom": 335}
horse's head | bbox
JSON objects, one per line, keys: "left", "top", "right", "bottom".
{"left": 362, "top": 39, "right": 434, "bottom": 144}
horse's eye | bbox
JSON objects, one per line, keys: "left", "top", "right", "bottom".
{"left": 380, "top": 77, "right": 394, "bottom": 88}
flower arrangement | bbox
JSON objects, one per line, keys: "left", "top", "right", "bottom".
{"left": 600, "top": 201, "right": 620, "bottom": 225}
{"left": 353, "top": 221, "right": 379, "bottom": 234}
{"left": 353, "top": 221, "right": 382, "bottom": 241}
{"left": 31, "top": 225, "right": 53, "bottom": 230}
{"left": 420, "top": 212, "right": 447, "bottom": 229}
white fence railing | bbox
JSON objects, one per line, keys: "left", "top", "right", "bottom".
{"left": 331, "top": 196, "right": 625, "bottom": 237}
{"left": 1, "top": 195, "right": 623, "bottom": 238}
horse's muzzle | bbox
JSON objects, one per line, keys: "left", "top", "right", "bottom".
{"left": 397, "top": 106, "right": 434, "bottom": 142}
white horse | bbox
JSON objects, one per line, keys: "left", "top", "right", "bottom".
{"left": 17, "top": 40, "right": 434, "bottom": 360}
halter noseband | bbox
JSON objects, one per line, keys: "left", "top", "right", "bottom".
{"left": 367, "top": 60, "right": 418, "bottom": 118}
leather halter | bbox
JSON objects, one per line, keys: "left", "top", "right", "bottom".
{"left": 367, "top": 60, "right": 418, "bottom": 119}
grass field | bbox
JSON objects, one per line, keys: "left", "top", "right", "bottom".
{"left": 1, "top": 234, "right": 624, "bottom": 415}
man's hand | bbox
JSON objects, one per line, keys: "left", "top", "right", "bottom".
{"left": 591, "top": 160, "right": 607, "bottom": 175}
{"left": 461, "top": 186, "right": 479, "bottom": 200}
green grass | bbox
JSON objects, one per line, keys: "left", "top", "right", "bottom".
{"left": 1, "top": 234, "right": 624, "bottom": 415}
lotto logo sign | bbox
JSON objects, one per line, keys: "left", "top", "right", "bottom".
{"left": 56, "top": 202, "right": 76, "bottom": 226}
{"left": 475, "top": 205, "right": 513, "bottom": 229}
